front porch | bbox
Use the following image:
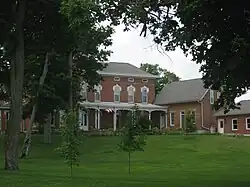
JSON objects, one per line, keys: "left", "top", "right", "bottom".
{"left": 78, "top": 101, "right": 168, "bottom": 131}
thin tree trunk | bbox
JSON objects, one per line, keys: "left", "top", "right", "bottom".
{"left": 4, "top": 0, "right": 26, "bottom": 171}
{"left": 128, "top": 151, "right": 131, "bottom": 175}
{"left": 20, "top": 53, "right": 49, "bottom": 158}
{"left": 68, "top": 51, "right": 73, "bottom": 110}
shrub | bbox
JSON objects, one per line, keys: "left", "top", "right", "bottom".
{"left": 152, "top": 127, "right": 161, "bottom": 135}
{"left": 184, "top": 110, "right": 196, "bottom": 133}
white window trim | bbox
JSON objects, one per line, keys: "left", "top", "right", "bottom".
{"left": 142, "top": 79, "right": 148, "bottom": 83}
{"left": 232, "top": 118, "right": 238, "bottom": 131}
{"left": 127, "top": 85, "right": 135, "bottom": 103}
{"left": 210, "top": 89, "right": 214, "bottom": 104}
{"left": 170, "top": 112, "right": 175, "bottom": 126}
{"left": 128, "top": 77, "right": 134, "bottom": 82}
{"left": 141, "top": 86, "right": 149, "bottom": 104}
{"left": 113, "top": 77, "right": 120, "bottom": 82}
{"left": 114, "top": 92, "right": 120, "bottom": 103}
{"left": 94, "top": 92, "right": 101, "bottom": 102}
{"left": 246, "top": 117, "right": 250, "bottom": 130}
{"left": 113, "top": 84, "right": 121, "bottom": 103}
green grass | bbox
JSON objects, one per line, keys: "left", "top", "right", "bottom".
{"left": 0, "top": 135, "right": 250, "bottom": 186}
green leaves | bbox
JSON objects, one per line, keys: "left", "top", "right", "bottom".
{"left": 56, "top": 110, "right": 81, "bottom": 177}
{"left": 140, "top": 63, "right": 180, "bottom": 94}
{"left": 184, "top": 110, "right": 196, "bottom": 133}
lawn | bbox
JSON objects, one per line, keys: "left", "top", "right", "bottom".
{"left": 0, "top": 135, "right": 250, "bottom": 187}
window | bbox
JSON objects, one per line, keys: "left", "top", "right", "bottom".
{"left": 127, "top": 85, "right": 135, "bottom": 103}
{"left": 180, "top": 111, "right": 185, "bottom": 128}
{"left": 170, "top": 112, "right": 175, "bottom": 126}
{"left": 216, "top": 91, "right": 221, "bottom": 99}
{"left": 113, "top": 84, "right": 121, "bottom": 102}
{"left": 210, "top": 90, "right": 214, "bottom": 104}
{"left": 128, "top": 77, "right": 134, "bottom": 82}
{"left": 94, "top": 84, "right": 102, "bottom": 102}
{"left": 95, "top": 92, "right": 100, "bottom": 101}
{"left": 142, "top": 79, "right": 148, "bottom": 83}
{"left": 81, "top": 83, "right": 88, "bottom": 100}
{"left": 232, "top": 118, "right": 238, "bottom": 131}
{"left": 114, "top": 77, "right": 120, "bottom": 82}
{"left": 141, "top": 86, "right": 149, "bottom": 104}
{"left": 246, "top": 118, "right": 250, "bottom": 130}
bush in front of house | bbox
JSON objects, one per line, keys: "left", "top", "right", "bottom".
{"left": 184, "top": 110, "right": 196, "bottom": 133}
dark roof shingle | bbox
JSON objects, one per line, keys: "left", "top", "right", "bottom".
{"left": 154, "top": 78, "right": 207, "bottom": 105}
{"left": 214, "top": 100, "right": 250, "bottom": 116}
{"left": 98, "top": 62, "right": 159, "bottom": 78}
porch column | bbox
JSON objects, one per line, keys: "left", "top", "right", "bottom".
{"left": 86, "top": 110, "right": 89, "bottom": 131}
{"left": 94, "top": 109, "right": 98, "bottom": 129}
{"left": 148, "top": 111, "right": 152, "bottom": 120}
{"left": 97, "top": 109, "right": 101, "bottom": 129}
{"left": 165, "top": 111, "right": 168, "bottom": 128}
{"left": 148, "top": 111, "right": 152, "bottom": 130}
{"left": 113, "top": 109, "right": 117, "bottom": 131}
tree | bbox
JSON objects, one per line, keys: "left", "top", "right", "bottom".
{"left": 1, "top": 0, "right": 27, "bottom": 171}
{"left": 19, "top": 0, "right": 114, "bottom": 157}
{"left": 1, "top": 0, "right": 114, "bottom": 163}
{"left": 140, "top": 63, "right": 180, "bottom": 94}
{"left": 118, "top": 105, "right": 147, "bottom": 175}
{"left": 56, "top": 110, "right": 81, "bottom": 177}
{"left": 184, "top": 111, "right": 196, "bottom": 133}
{"left": 103, "top": 0, "right": 250, "bottom": 112}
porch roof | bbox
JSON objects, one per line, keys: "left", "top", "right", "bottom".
{"left": 79, "top": 101, "right": 167, "bottom": 112}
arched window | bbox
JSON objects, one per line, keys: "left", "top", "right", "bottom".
{"left": 94, "top": 84, "right": 102, "bottom": 102}
{"left": 127, "top": 85, "right": 135, "bottom": 103}
{"left": 113, "top": 84, "right": 122, "bottom": 102}
{"left": 81, "top": 83, "right": 88, "bottom": 100}
{"left": 141, "top": 86, "right": 149, "bottom": 104}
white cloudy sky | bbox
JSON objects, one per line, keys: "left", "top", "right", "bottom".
{"left": 108, "top": 25, "right": 249, "bottom": 102}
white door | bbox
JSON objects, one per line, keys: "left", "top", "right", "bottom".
{"left": 160, "top": 114, "right": 164, "bottom": 128}
{"left": 217, "top": 119, "right": 224, "bottom": 134}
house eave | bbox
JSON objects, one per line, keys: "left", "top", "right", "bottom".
{"left": 97, "top": 71, "right": 160, "bottom": 79}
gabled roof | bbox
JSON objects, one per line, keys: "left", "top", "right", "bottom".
{"left": 154, "top": 78, "right": 208, "bottom": 105}
{"left": 214, "top": 100, "right": 250, "bottom": 116}
{"left": 97, "top": 62, "right": 159, "bottom": 78}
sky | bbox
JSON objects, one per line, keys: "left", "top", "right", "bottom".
{"left": 109, "top": 25, "right": 250, "bottom": 102}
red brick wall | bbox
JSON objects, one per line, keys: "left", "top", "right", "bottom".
{"left": 87, "top": 76, "right": 156, "bottom": 103}
{"left": 165, "top": 102, "right": 202, "bottom": 129}
{"left": 216, "top": 115, "right": 250, "bottom": 134}
{"left": 201, "top": 90, "right": 217, "bottom": 128}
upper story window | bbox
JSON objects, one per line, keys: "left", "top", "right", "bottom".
{"left": 216, "top": 91, "right": 221, "bottom": 99}
{"left": 127, "top": 85, "right": 135, "bottom": 103}
{"left": 128, "top": 77, "right": 134, "bottom": 83}
{"left": 113, "top": 77, "right": 120, "bottom": 82}
{"left": 141, "top": 86, "right": 149, "bottom": 104}
{"left": 81, "top": 83, "right": 88, "bottom": 101}
{"left": 113, "top": 84, "right": 122, "bottom": 103}
{"left": 210, "top": 89, "right": 214, "bottom": 104}
{"left": 142, "top": 79, "right": 148, "bottom": 83}
{"left": 94, "top": 84, "right": 102, "bottom": 102}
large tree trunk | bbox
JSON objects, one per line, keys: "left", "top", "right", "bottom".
{"left": 4, "top": 0, "right": 26, "bottom": 171}
{"left": 68, "top": 51, "right": 73, "bottom": 110}
{"left": 20, "top": 53, "right": 49, "bottom": 158}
